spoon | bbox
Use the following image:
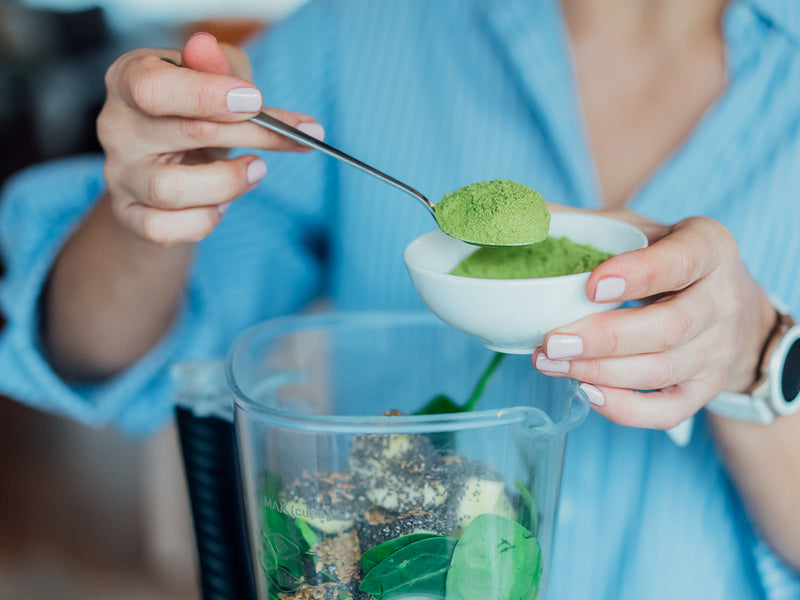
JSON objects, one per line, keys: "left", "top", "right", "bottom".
{"left": 161, "top": 59, "right": 527, "bottom": 245}
{"left": 249, "top": 111, "right": 435, "bottom": 216}
{"left": 251, "top": 113, "right": 546, "bottom": 247}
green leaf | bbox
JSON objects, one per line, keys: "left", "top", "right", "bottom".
{"left": 462, "top": 353, "right": 506, "bottom": 412}
{"left": 513, "top": 478, "right": 538, "bottom": 536}
{"left": 296, "top": 518, "right": 320, "bottom": 549}
{"left": 415, "top": 394, "right": 464, "bottom": 415}
{"left": 359, "top": 536, "right": 457, "bottom": 599}
{"left": 446, "top": 513, "right": 542, "bottom": 600}
{"left": 414, "top": 353, "right": 506, "bottom": 416}
{"left": 361, "top": 532, "right": 443, "bottom": 575}
{"left": 259, "top": 473, "right": 310, "bottom": 592}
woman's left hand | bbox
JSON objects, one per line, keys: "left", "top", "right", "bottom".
{"left": 533, "top": 210, "right": 777, "bottom": 429}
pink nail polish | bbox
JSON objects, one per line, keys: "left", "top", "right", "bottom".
{"left": 547, "top": 334, "right": 583, "bottom": 359}
{"left": 535, "top": 354, "right": 570, "bottom": 374}
{"left": 247, "top": 158, "right": 267, "bottom": 184}
{"left": 227, "top": 87, "right": 262, "bottom": 113}
{"left": 594, "top": 277, "right": 626, "bottom": 302}
{"left": 296, "top": 122, "right": 325, "bottom": 141}
{"left": 579, "top": 383, "right": 605, "bottom": 406}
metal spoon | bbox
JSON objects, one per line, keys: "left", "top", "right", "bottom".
{"left": 249, "top": 111, "right": 435, "bottom": 216}
{"left": 250, "top": 113, "right": 540, "bottom": 247}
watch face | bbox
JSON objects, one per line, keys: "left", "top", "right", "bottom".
{"left": 782, "top": 336, "right": 800, "bottom": 404}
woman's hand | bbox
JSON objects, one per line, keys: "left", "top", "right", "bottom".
{"left": 97, "top": 32, "right": 324, "bottom": 246}
{"left": 533, "top": 210, "right": 777, "bottom": 430}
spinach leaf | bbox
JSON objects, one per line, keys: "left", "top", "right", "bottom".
{"left": 513, "top": 478, "right": 538, "bottom": 536}
{"left": 359, "top": 536, "right": 457, "bottom": 599}
{"left": 296, "top": 518, "right": 320, "bottom": 549}
{"left": 415, "top": 353, "right": 506, "bottom": 415}
{"left": 415, "top": 394, "right": 463, "bottom": 415}
{"left": 361, "top": 532, "right": 443, "bottom": 575}
{"left": 259, "top": 472, "right": 310, "bottom": 594}
{"left": 446, "top": 513, "right": 542, "bottom": 600}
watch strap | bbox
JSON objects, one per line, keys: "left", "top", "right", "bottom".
{"left": 706, "top": 300, "right": 797, "bottom": 424}
{"left": 707, "top": 388, "right": 775, "bottom": 424}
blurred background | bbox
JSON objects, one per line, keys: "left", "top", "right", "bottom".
{"left": 0, "top": 1, "right": 306, "bottom": 597}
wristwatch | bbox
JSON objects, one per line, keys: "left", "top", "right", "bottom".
{"left": 707, "top": 304, "right": 800, "bottom": 424}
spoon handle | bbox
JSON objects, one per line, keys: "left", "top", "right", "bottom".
{"left": 250, "top": 112, "right": 435, "bottom": 215}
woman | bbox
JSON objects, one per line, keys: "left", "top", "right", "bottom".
{"left": 1, "top": 0, "right": 798, "bottom": 597}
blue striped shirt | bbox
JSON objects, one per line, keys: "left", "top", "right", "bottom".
{"left": 1, "top": 0, "right": 799, "bottom": 597}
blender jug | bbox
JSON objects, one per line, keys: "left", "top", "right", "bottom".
{"left": 224, "top": 311, "right": 588, "bottom": 600}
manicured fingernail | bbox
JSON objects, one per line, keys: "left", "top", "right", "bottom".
{"left": 547, "top": 334, "right": 583, "bottom": 359}
{"left": 227, "top": 87, "right": 262, "bottom": 113}
{"left": 217, "top": 202, "right": 231, "bottom": 216}
{"left": 190, "top": 32, "right": 217, "bottom": 43}
{"left": 247, "top": 158, "right": 267, "bottom": 184}
{"left": 296, "top": 122, "right": 325, "bottom": 141}
{"left": 580, "top": 383, "right": 605, "bottom": 406}
{"left": 594, "top": 277, "right": 626, "bottom": 302}
{"left": 535, "top": 354, "right": 570, "bottom": 374}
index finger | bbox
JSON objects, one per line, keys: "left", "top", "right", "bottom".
{"left": 116, "top": 52, "right": 263, "bottom": 121}
{"left": 587, "top": 216, "right": 734, "bottom": 303}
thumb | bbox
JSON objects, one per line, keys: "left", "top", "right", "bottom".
{"left": 181, "top": 32, "right": 234, "bottom": 75}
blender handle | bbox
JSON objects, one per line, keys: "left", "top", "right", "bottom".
{"left": 557, "top": 384, "right": 591, "bottom": 435}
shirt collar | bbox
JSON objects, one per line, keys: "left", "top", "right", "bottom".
{"left": 743, "top": 0, "right": 800, "bottom": 47}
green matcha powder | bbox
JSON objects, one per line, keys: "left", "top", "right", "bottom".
{"left": 434, "top": 180, "right": 550, "bottom": 246}
{"left": 451, "top": 236, "right": 613, "bottom": 279}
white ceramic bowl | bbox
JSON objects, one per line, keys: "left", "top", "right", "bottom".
{"left": 404, "top": 212, "right": 648, "bottom": 354}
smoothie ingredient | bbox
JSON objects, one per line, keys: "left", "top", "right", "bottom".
{"left": 446, "top": 513, "right": 543, "bottom": 600}
{"left": 359, "top": 536, "right": 457, "bottom": 599}
{"left": 350, "top": 432, "right": 449, "bottom": 511}
{"left": 360, "top": 532, "right": 441, "bottom": 575}
{"left": 452, "top": 477, "right": 515, "bottom": 535}
{"left": 451, "top": 236, "right": 613, "bottom": 279}
{"left": 415, "top": 352, "right": 506, "bottom": 416}
{"left": 434, "top": 180, "right": 550, "bottom": 246}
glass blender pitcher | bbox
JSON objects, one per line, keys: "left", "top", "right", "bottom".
{"left": 215, "top": 311, "right": 588, "bottom": 600}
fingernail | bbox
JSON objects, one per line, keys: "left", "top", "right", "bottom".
{"left": 547, "top": 334, "right": 583, "bottom": 359}
{"left": 227, "top": 87, "right": 262, "bottom": 113}
{"left": 594, "top": 277, "right": 626, "bottom": 302}
{"left": 217, "top": 202, "right": 231, "bottom": 216}
{"left": 535, "top": 354, "right": 570, "bottom": 374}
{"left": 190, "top": 32, "right": 217, "bottom": 43}
{"left": 247, "top": 158, "right": 267, "bottom": 184}
{"left": 296, "top": 122, "right": 325, "bottom": 141}
{"left": 580, "top": 383, "right": 605, "bottom": 406}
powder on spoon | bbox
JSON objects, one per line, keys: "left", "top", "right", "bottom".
{"left": 450, "top": 236, "right": 613, "bottom": 279}
{"left": 434, "top": 180, "right": 550, "bottom": 246}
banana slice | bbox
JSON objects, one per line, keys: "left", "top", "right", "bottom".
{"left": 350, "top": 433, "right": 448, "bottom": 512}
{"left": 452, "top": 477, "right": 514, "bottom": 535}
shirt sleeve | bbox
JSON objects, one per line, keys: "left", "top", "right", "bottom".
{"left": 0, "top": 157, "right": 214, "bottom": 434}
{"left": 0, "top": 0, "right": 338, "bottom": 435}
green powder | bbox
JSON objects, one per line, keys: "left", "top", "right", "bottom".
{"left": 434, "top": 180, "right": 550, "bottom": 246}
{"left": 450, "top": 236, "right": 613, "bottom": 279}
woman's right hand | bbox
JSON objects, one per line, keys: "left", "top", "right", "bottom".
{"left": 97, "top": 31, "right": 324, "bottom": 246}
